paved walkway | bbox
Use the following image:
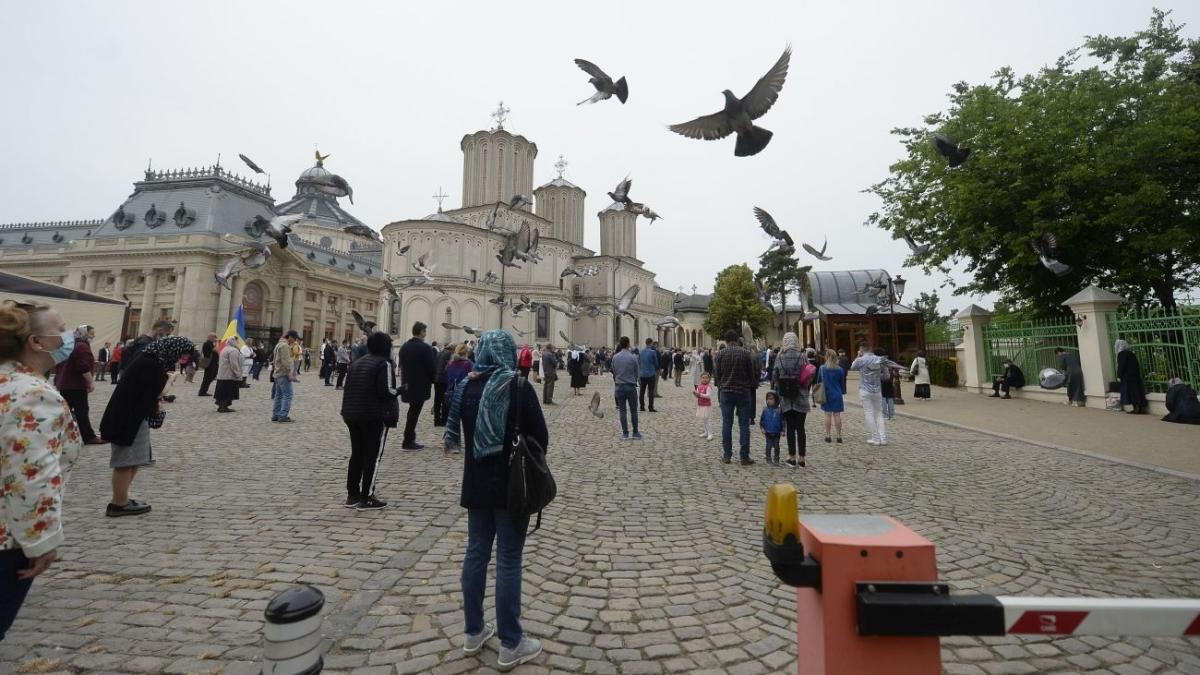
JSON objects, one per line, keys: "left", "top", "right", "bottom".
{"left": 2, "top": 370, "right": 1199, "bottom": 674}
{"left": 844, "top": 379, "right": 1200, "bottom": 477}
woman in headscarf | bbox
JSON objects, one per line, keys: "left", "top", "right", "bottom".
{"left": 771, "top": 333, "right": 812, "bottom": 467}
{"left": 1163, "top": 377, "right": 1200, "bottom": 424}
{"left": 54, "top": 324, "right": 105, "bottom": 445}
{"left": 0, "top": 300, "right": 81, "bottom": 640}
{"left": 443, "top": 330, "right": 547, "bottom": 670}
{"left": 214, "top": 335, "right": 246, "bottom": 413}
{"left": 690, "top": 348, "right": 704, "bottom": 388}
{"left": 568, "top": 348, "right": 588, "bottom": 396}
{"left": 1114, "top": 339, "right": 1149, "bottom": 414}
{"left": 99, "top": 335, "right": 193, "bottom": 517}
{"left": 1056, "top": 347, "right": 1086, "bottom": 407}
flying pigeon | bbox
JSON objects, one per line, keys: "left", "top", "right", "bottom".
{"left": 554, "top": 303, "right": 582, "bottom": 319}
{"left": 514, "top": 225, "right": 540, "bottom": 263}
{"left": 214, "top": 256, "right": 240, "bottom": 290}
{"left": 560, "top": 266, "right": 583, "bottom": 279}
{"left": 642, "top": 208, "right": 663, "bottom": 224}
{"left": 400, "top": 276, "right": 428, "bottom": 290}
{"left": 932, "top": 133, "right": 971, "bottom": 168}
{"left": 574, "top": 59, "right": 629, "bottom": 105}
{"left": 753, "top": 207, "right": 794, "bottom": 250}
{"left": 413, "top": 253, "right": 437, "bottom": 279}
{"left": 559, "top": 330, "right": 571, "bottom": 344}
{"left": 865, "top": 304, "right": 880, "bottom": 316}
{"left": 581, "top": 266, "right": 600, "bottom": 277}
{"left": 625, "top": 202, "right": 662, "bottom": 223}
{"left": 351, "top": 309, "right": 377, "bottom": 335}
{"left": 740, "top": 320, "right": 756, "bottom": 348}
{"left": 656, "top": 316, "right": 682, "bottom": 329}
{"left": 309, "top": 174, "right": 355, "bottom": 203}
{"left": 397, "top": 244, "right": 411, "bottom": 256}
{"left": 753, "top": 278, "right": 774, "bottom": 309}
{"left": 489, "top": 296, "right": 508, "bottom": 307}
{"left": 430, "top": 284, "right": 448, "bottom": 295}
{"left": 442, "top": 322, "right": 480, "bottom": 336}
{"left": 483, "top": 271, "right": 499, "bottom": 284}
{"left": 238, "top": 153, "right": 266, "bottom": 174}
{"left": 1030, "top": 233, "right": 1072, "bottom": 277}
{"left": 241, "top": 241, "right": 272, "bottom": 269}
{"left": 382, "top": 277, "right": 400, "bottom": 299}
{"left": 496, "top": 230, "right": 523, "bottom": 269}
{"left": 248, "top": 214, "right": 303, "bottom": 249}
{"left": 668, "top": 46, "right": 791, "bottom": 157}
{"left": 801, "top": 237, "right": 832, "bottom": 261}
{"left": 902, "top": 233, "right": 930, "bottom": 255}
{"left": 587, "top": 391, "right": 605, "bottom": 418}
{"left": 614, "top": 285, "right": 639, "bottom": 318}
{"left": 343, "top": 224, "right": 381, "bottom": 242}
{"left": 608, "top": 175, "right": 632, "bottom": 205}
{"left": 509, "top": 194, "right": 532, "bottom": 210}
{"left": 512, "top": 325, "right": 532, "bottom": 337}
{"left": 484, "top": 202, "right": 501, "bottom": 231}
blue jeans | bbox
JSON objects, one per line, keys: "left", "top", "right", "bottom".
{"left": 272, "top": 376, "right": 293, "bottom": 419}
{"left": 250, "top": 362, "right": 263, "bottom": 380}
{"left": 614, "top": 383, "right": 638, "bottom": 434}
{"left": 883, "top": 397, "right": 895, "bottom": 419}
{"left": 462, "top": 508, "right": 530, "bottom": 649}
{"left": 719, "top": 389, "right": 752, "bottom": 461}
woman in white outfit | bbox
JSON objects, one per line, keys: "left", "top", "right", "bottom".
{"left": 910, "top": 350, "right": 931, "bottom": 400}
{"left": 690, "top": 349, "right": 704, "bottom": 388}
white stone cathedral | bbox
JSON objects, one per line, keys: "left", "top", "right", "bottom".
{"left": 379, "top": 114, "right": 674, "bottom": 348}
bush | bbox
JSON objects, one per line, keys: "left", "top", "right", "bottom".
{"left": 926, "top": 357, "right": 960, "bottom": 387}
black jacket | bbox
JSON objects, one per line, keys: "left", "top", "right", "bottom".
{"left": 398, "top": 337, "right": 436, "bottom": 402}
{"left": 1003, "top": 363, "right": 1026, "bottom": 388}
{"left": 99, "top": 354, "right": 168, "bottom": 445}
{"left": 122, "top": 335, "right": 154, "bottom": 367}
{"left": 322, "top": 343, "right": 336, "bottom": 364}
{"left": 1164, "top": 383, "right": 1200, "bottom": 424}
{"left": 340, "top": 354, "right": 400, "bottom": 427}
{"left": 458, "top": 375, "right": 548, "bottom": 509}
{"left": 434, "top": 348, "right": 454, "bottom": 384}
{"left": 702, "top": 352, "right": 714, "bottom": 374}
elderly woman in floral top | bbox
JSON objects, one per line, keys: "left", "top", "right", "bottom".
{"left": 0, "top": 299, "right": 81, "bottom": 640}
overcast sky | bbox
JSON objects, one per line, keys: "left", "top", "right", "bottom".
{"left": 2, "top": 1, "right": 1192, "bottom": 314}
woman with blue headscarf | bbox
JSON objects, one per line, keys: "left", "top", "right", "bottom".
{"left": 443, "top": 330, "right": 548, "bottom": 669}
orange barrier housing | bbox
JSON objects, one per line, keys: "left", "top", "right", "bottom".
{"left": 796, "top": 514, "right": 939, "bottom": 675}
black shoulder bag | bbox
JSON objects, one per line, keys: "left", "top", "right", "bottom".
{"left": 506, "top": 375, "right": 556, "bottom": 531}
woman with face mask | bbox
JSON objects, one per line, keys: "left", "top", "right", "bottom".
{"left": 0, "top": 299, "right": 83, "bottom": 640}
{"left": 53, "top": 324, "right": 105, "bottom": 445}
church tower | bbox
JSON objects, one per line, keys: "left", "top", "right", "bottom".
{"left": 599, "top": 203, "right": 637, "bottom": 259}
{"left": 534, "top": 155, "right": 585, "bottom": 245}
{"left": 460, "top": 103, "right": 537, "bottom": 209}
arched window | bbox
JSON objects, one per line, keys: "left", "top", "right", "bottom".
{"left": 536, "top": 305, "right": 549, "bottom": 340}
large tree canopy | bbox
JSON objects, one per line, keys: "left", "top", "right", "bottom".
{"left": 755, "top": 247, "right": 809, "bottom": 333}
{"left": 704, "top": 264, "right": 772, "bottom": 339}
{"left": 868, "top": 10, "right": 1200, "bottom": 313}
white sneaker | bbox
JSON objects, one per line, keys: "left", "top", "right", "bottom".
{"left": 866, "top": 439, "right": 879, "bottom": 446}
{"left": 706, "top": 434, "right": 713, "bottom": 441}
{"left": 497, "top": 636, "right": 542, "bottom": 670}
{"left": 699, "top": 432, "right": 708, "bottom": 437}
{"left": 463, "top": 621, "right": 495, "bottom": 655}
{"left": 878, "top": 440, "right": 888, "bottom": 446}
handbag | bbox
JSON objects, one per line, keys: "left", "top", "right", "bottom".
{"left": 812, "top": 382, "right": 826, "bottom": 406}
{"left": 505, "top": 376, "right": 556, "bottom": 532}
{"left": 147, "top": 408, "right": 166, "bottom": 429}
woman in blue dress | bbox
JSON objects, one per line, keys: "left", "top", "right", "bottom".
{"left": 818, "top": 349, "right": 847, "bottom": 443}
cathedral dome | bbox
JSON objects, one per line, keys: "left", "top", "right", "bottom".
{"left": 298, "top": 164, "right": 332, "bottom": 181}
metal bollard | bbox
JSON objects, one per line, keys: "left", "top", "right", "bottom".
{"left": 262, "top": 585, "right": 324, "bottom": 675}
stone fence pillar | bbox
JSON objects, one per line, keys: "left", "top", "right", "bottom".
{"left": 1062, "top": 285, "right": 1126, "bottom": 408}
{"left": 954, "top": 304, "right": 993, "bottom": 393}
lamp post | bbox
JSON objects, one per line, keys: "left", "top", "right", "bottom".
{"left": 888, "top": 273, "right": 907, "bottom": 405}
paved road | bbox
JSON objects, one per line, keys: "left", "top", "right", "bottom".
{"left": 3, "top": 369, "right": 1198, "bottom": 674}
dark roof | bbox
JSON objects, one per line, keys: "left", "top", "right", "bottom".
{"left": 0, "top": 271, "right": 126, "bottom": 304}
{"left": 675, "top": 294, "right": 711, "bottom": 312}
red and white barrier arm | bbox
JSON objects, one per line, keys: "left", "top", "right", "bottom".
{"left": 999, "top": 597, "right": 1200, "bottom": 637}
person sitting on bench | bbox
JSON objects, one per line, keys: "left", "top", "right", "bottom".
{"left": 990, "top": 359, "right": 1025, "bottom": 399}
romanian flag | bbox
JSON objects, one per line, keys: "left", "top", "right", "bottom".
{"left": 219, "top": 304, "right": 246, "bottom": 352}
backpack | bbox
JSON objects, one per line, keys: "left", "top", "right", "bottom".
{"left": 776, "top": 355, "right": 801, "bottom": 398}
{"left": 881, "top": 365, "right": 892, "bottom": 383}
{"left": 799, "top": 362, "right": 817, "bottom": 387}
{"left": 506, "top": 376, "right": 556, "bottom": 531}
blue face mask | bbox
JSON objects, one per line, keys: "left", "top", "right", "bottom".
{"left": 48, "top": 331, "right": 75, "bottom": 365}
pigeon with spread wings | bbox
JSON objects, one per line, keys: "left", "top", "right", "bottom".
{"left": 214, "top": 256, "right": 241, "bottom": 290}
{"left": 442, "top": 322, "right": 481, "bottom": 337}
{"left": 753, "top": 207, "right": 794, "bottom": 251}
{"left": 238, "top": 153, "right": 266, "bottom": 174}
{"left": 902, "top": 233, "right": 930, "bottom": 256}
{"left": 575, "top": 58, "right": 628, "bottom": 105}
{"left": 413, "top": 253, "right": 437, "bottom": 280}
{"left": 587, "top": 391, "right": 605, "bottom": 418}
{"left": 1030, "top": 233, "right": 1072, "bottom": 277}
{"left": 614, "top": 285, "right": 639, "bottom": 318}
{"left": 351, "top": 310, "right": 377, "bottom": 335}
{"left": 801, "top": 237, "right": 832, "bottom": 262}
{"left": 248, "top": 214, "right": 303, "bottom": 249}
{"left": 608, "top": 175, "right": 633, "bottom": 205}
{"left": 932, "top": 133, "right": 971, "bottom": 168}
{"left": 669, "top": 46, "right": 791, "bottom": 157}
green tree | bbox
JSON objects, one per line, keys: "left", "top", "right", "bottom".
{"left": 755, "top": 248, "right": 810, "bottom": 332}
{"left": 911, "top": 290, "right": 942, "bottom": 326}
{"left": 704, "top": 264, "right": 772, "bottom": 340}
{"left": 867, "top": 10, "right": 1200, "bottom": 314}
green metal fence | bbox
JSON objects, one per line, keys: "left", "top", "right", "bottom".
{"left": 1107, "top": 308, "right": 1200, "bottom": 392}
{"left": 982, "top": 317, "right": 1080, "bottom": 382}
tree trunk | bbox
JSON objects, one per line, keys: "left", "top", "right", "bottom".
{"left": 1151, "top": 276, "right": 1177, "bottom": 312}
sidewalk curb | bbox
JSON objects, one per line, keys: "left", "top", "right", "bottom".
{"left": 843, "top": 400, "right": 1200, "bottom": 483}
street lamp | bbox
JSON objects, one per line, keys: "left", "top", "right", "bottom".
{"left": 887, "top": 273, "right": 907, "bottom": 405}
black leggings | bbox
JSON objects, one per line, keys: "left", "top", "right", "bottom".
{"left": 61, "top": 388, "right": 97, "bottom": 442}
{"left": 784, "top": 410, "right": 807, "bottom": 458}
{"left": 345, "top": 419, "right": 388, "bottom": 500}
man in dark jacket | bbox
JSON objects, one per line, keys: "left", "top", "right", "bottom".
{"left": 340, "top": 331, "right": 399, "bottom": 510}
{"left": 432, "top": 343, "right": 454, "bottom": 426}
{"left": 321, "top": 339, "right": 337, "bottom": 386}
{"left": 672, "top": 350, "right": 686, "bottom": 387}
{"left": 398, "top": 321, "right": 437, "bottom": 449}
{"left": 990, "top": 359, "right": 1026, "bottom": 399}
{"left": 197, "top": 332, "right": 219, "bottom": 396}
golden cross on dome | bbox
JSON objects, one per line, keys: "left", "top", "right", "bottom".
{"left": 432, "top": 186, "right": 448, "bottom": 212}
{"left": 491, "top": 101, "right": 510, "bottom": 130}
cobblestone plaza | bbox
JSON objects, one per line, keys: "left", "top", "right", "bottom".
{"left": 3, "top": 375, "right": 1198, "bottom": 675}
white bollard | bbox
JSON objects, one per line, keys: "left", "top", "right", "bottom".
{"left": 262, "top": 585, "right": 324, "bottom": 675}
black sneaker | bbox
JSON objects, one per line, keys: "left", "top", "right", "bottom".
{"left": 356, "top": 497, "right": 387, "bottom": 511}
{"left": 277, "top": 416, "right": 294, "bottom": 423}
{"left": 106, "top": 501, "right": 151, "bottom": 517}
{"left": 740, "top": 458, "right": 756, "bottom": 466}
{"left": 343, "top": 496, "right": 360, "bottom": 508}
{"left": 401, "top": 442, "right": 424, "bottom": 450}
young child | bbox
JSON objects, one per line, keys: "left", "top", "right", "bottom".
{"left": 693, "top": 372, "right": 713, "bottom": 440}
{"left": 760, "top": 391, "right": 783, "bottom": 465}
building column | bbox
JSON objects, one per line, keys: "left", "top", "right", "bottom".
{"left": 317, "top": 290, "right": 328, "bottom": 340}
{"left": 112, "top": 271, "right": 127, "bottom": 303}
{"left": 292, "top": 286, "right": 306, "bottom": 339}
{"left": 140, "top": 268, "right": 158, "bottom": 325}
{"left": 171, "top": 267, "right": 186, "bottom": 326}
{"left": 229, "top": 275, "right": 246, "bottom": 323}
{"left": 216, "top": 285, "right": 232, "bottom": 333}
{"left": 377, "top": 290, "right": 389, "bottom": 336}
{"left": 281, "top": 285, "right": 295, "bottom": 330}
{"left": 1062, "top": 285, "right": 1127, "bottom": 408}
{"left": 84, "top": 271, "right": 99, "bottom": 293}
{"left": 954, "top": 304, "right": 993, "bottom": 393}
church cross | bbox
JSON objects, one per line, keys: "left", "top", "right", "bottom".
{"left": 554, "top": 155, "right": 568, "bottom": 179}
{"left": 432, "top": 186, "right": 448, "bottom": 212}
{"left": 491, "top": 101, "right": 510, "bottom": 130}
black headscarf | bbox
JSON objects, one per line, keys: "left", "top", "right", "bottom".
{"left": 142, "top": 336, "right": 194, "bottom": 370}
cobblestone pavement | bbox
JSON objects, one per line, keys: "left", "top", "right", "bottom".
{"left": 3, "top": 370, "right": 1199, "bottom": 675}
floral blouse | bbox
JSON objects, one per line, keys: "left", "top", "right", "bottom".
{"left": 1, "top": 360, "right": 81, "bottom": 557}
